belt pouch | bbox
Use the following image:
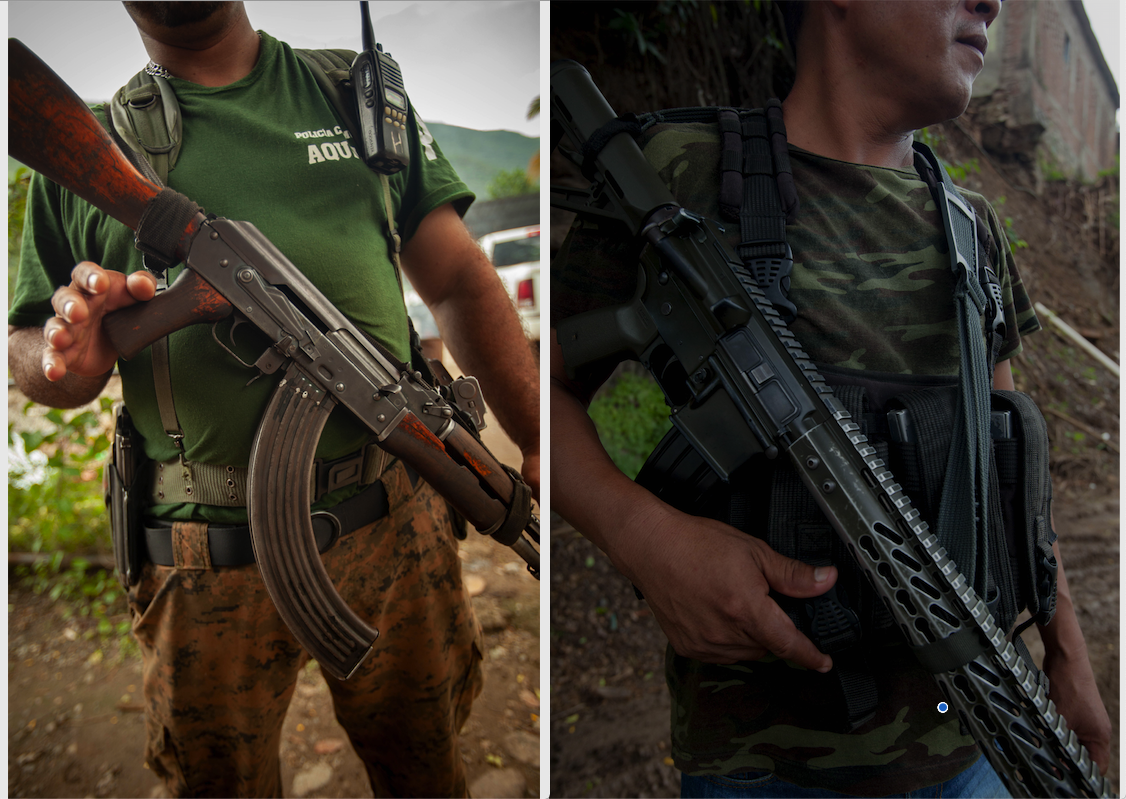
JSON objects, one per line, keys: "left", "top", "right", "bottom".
{"left": 106, "top": 404, "right": 148, "bottom": 588}
{"left": 990, "top": 390, "right": 1057, "bottom": 627}
{"left": 885, "top": 387, "right": 1052, "bottom": 635}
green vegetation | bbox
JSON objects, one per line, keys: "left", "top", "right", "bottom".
{"left": 913, "top": 128, "right": 980, "bottom": 182}
{"left": 427, "top": 122, "right": 539, "bottom": 200}
{"left": 992, "top": 196, "right": 1029, "bottom": 254}
{"left": 9, "top": 400, "right": 113, "bottom": 554}
{"left": 609, "top": 8, "right": 667, "bottom": 63}
{"left": 1038, "top": 155, "right": 1068, "bottom": 183}
{"left": 9, "top": 398, "right": 130, "bottom": 643}
{"left": 1097, "top": 153, "right": 1119, "bottom": 180}
{"left": 588, "top": 372, "right": 672, "bottom": 480}
{"left": 487, "top": 168, "right": 538, "bottom": 199}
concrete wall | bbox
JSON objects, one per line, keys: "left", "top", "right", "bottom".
{"left": 972, "top": 0, "right": 1118, "bottom": 180}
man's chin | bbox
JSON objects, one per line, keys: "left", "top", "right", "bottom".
{"left": 124, "top": 1, "right": 228, "bottom": 29}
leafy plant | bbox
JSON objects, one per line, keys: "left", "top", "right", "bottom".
{"left": 912, "top": 129, "right": 978, "bottom": 182}
{"left": 944, "top": 157, "right": 980, "bottom": 184}
{"left": 588, "top": 372, "right": 672, "bottom": 479}
{"left": 14, "top": 555, "right": 133, "bottom": 648}
{"left": 609, "top": 8, "right": 667, "bottom": 63}
{"left": 993, "top": 196, "right": 1029, "bottom": 253}
{"left": 1039, "top": 156, "right": 1067, "bottom": 183}
{"left": 9, "top": 397, "right": 131, "bottom": 643}
{"left": 1096, "top": 153, "right": 1119, "bottom": 180}
{"left": 9, "top": 398, "right": 114, "bottom": 554}
{"left": 486, "top": 167, "right": 537, "bottom": 199}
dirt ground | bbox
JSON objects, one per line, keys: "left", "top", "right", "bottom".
{"left": 8, "top": 374, "right": 542, "bottom": 799}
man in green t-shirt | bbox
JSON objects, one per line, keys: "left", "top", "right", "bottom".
{"left": 551, "top": 1, "right": 1109, "bottom": 796}
{"left": 9, "top": 3, "right": 538, "bottom": 797}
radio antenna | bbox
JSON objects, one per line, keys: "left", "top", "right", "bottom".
{"left": 360, "top": 1, "right": 375, "bottom": 53}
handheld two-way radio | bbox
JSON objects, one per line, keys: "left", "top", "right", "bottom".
{"left": 351, "top": 0, "right": 410, "bottom": 174}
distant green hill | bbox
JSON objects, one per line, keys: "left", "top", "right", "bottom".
{"left": 426, "top": 123, "right": 539, "bottom": 200}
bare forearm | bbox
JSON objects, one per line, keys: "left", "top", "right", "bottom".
{"left": 1035, "top": 535, "right": 1112, "bottom": 770}
{"left": 549, "top": 374, "right": 663, "bottom": 562}
{"left": 1037, "top": 541, "right": 1090, "bottom": 658}
{"left": 429, "top": 268, "right": 539, "bottom": 455}
{"left": 8, "top": 325, "right": 112, "bottom": 409}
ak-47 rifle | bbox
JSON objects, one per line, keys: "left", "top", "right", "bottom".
{"left": 549, "top": 60, "right": 1109, "bottom": 799}
{"left": 8, "top": 40, "right": 539, "bottom": 682}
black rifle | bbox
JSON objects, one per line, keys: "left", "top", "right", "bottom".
{"left": 549, "top": 59, "right": 1108, "bottom": 799}
{"left": 9, "top": 40, "right": 539, "bottom": 682}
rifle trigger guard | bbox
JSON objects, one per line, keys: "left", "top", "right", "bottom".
{"left": 209, "top": 319, "right": 250, "bottom": 365}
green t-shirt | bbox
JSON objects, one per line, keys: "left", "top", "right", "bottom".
{"left": 551, "top": 118, "right": 1042, "bottom": 794}
{"left": 9, "top": 32, "right": 473, "bottom": 523}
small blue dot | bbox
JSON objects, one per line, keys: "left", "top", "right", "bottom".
{"left": 937, "top": 702, "right": 949, "bottom": 713}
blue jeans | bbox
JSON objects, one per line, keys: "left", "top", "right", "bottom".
{"left": 680, "top": 755, "right": 1011, "bottom": 798}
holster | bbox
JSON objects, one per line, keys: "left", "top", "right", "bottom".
{"left": 105, "top": 404, "right": 147, "bottom": 588}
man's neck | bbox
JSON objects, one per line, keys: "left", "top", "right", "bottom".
{"left": 141, "top": 19, "right": 261, "bottom": 87}
{"left": 781, "top": 74, "right": 918, "bottom": 170}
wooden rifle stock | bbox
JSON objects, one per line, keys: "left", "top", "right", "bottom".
{"left": 9, "top": 38, "right": 232, "bottom": 358}
{"left": 10, "top": 39, "right": 160, "bottom": 234}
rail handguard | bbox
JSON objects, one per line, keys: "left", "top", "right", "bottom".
{"left": 9, "top": 40, "right": 539, "bottom": 681}
{"left": 549, "top": 59, "right": 1108, "bottom": 798}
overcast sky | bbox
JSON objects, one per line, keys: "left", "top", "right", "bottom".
{"left": 6, "top": 0, "right": 542, "bottom": 138}
{"left": 1083, "top": 0, "right": 1120, "bottom": 96}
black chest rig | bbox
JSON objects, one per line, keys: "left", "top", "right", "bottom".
{"left": 629, "top": 105, "right": 1059, "bottom": 732}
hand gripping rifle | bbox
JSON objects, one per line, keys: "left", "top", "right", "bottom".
{"left": 549, "top": 60, "right": 1109, "bottom": 798}
{"left": 9, "top": 40, "right": 539, "bottom": 681}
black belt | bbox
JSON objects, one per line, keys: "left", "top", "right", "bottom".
{"left": 142, "top": 479, "right": 391, "bottom": 568}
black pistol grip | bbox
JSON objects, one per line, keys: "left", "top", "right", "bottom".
{"left": 248, "top": 365, "right": 378, "bottom": 681}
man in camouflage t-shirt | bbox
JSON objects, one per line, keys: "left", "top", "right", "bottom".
{"left": 550, "top": 1, "right": 1110, "bottom": 796}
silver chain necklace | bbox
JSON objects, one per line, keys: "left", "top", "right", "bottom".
{"left": 144, "top": 60, "right": 173, "bottom": 79}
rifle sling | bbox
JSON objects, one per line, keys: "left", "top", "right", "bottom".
{"left": 911, "top": 625, "right": 989, "bottom": 674}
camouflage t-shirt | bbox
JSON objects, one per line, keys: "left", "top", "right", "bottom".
{"left": 552, "top": 119, "right": 1041, "bottom": 794}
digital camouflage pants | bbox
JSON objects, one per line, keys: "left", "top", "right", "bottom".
{"left": 127, "top": 461, "right": 484, "bottom": 797}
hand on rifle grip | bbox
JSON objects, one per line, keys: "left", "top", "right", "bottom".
{"left": 43, "top": 262, "right": 157, "bottom": 381}
{"left": 622, "top": 507, "right": 837, "bottom": 673}
{"left": 101, "top": 268, "right": 236, "bottom": 361}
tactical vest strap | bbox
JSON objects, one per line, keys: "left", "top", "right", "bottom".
{"left": 101, "top": 105, "right": 189, "bottom": 453}
{"left": 913, "top": 141, "right": 995, "bottom": 600}
{"left": 717, "top": 104, "right": 799, "bottom": 323}
{"left": 109, "top": 71, "right": 182, "bottom": 185}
